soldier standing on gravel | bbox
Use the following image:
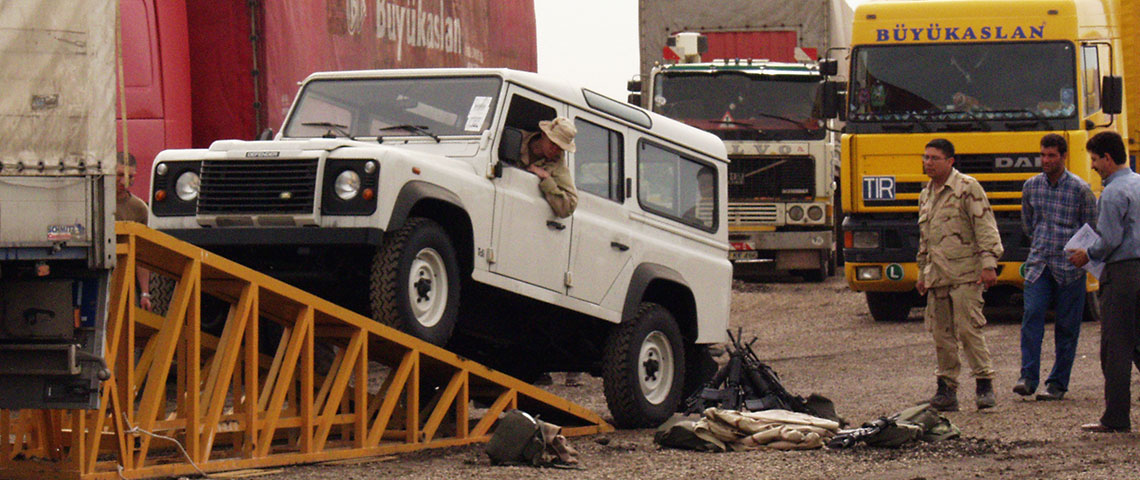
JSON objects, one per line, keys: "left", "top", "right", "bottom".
{"left": 915, "top": 138, "right": 1003, "bottom": 411}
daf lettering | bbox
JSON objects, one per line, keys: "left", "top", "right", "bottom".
{"left": 995, "top": 156, "right": 1040, "bottom": 169}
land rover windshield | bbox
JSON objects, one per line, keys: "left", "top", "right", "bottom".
{"left": 848, "top": 42, "right": 1077, "bottom": 132}
{"left": 283, "top": 76, "right": 503, "bottom": 138}
{"left": 652, "top": 71, "right": 826, "bottom": 141}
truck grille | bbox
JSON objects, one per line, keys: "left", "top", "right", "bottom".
{"left": 198, "top": 159, "right": 318, "bottom": 214}
{"left": 728, "top": 156, "right": 814, "bottom": 200}
{"left": 728, "top": 203, "right": 779, "bottom": 224}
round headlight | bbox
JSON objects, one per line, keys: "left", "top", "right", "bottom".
{"left": 807, "top": 205, "right": 824, "bottom": 221}
{"left": 175, "top": 171, "right": 200, "bottom": 201}
{"left": 787, "top": 205, "right": 805, "bottom": 222}
{"left": 335, "top": 170, "right": 361, "bottom": 200}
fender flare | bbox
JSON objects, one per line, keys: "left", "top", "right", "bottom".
{"left": 386, "top": 181, "right": 465, "bottom": 232}
{"left": 621, "top": 263, "right": 688, "bottom": 323}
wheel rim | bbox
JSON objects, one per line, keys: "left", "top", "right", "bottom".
{"left": 638, "top": 330, "right": 674, "bottom": 405}
{"left": 406, "top": 247, "right": 448, "bottom": 328}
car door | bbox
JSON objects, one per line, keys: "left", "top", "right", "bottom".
{"left": 566, "top": 111, "right": 633, "bottom": 306}
{"left": 488, "top": 88, "right": 572, "bottom": 293}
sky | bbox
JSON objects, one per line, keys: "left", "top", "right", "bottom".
{"left": 533, "top": 0, "right": 865, "bottom": 102}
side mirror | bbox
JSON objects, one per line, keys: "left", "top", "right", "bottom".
{"left": 1102, "top": 75, "right": 1123, "bottom": 115}
{"left": 821, "top": 81, "right": 843, "bottom": 119}
{"left": 496, "top": 127, "right": 523, "bottom": 178}
{"left": 819, "top": 58, "right": 839, "bottom": 77}
{"left": 628, "top": 93, "right": 643, "bottom": 107}
{"left": 627, "top": 76, "right": 642, "bottom": 92}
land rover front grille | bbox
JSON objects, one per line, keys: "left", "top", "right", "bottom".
{"left": 728, "top": 156, "right": 814, "bottom": 200}
{"left": 198, "top": 159, "right": 318, "bottom": 214}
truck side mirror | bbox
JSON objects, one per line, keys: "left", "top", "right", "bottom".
{"left": 1102, "top": 75, "right": 1123, "bottom": 115}
{"left": 819, "top": 58, "right": 839, "bottom": 77}
{"left": 628, "top": 93, "right": 643, "bottom": 107}
{"left": 837, "top": 91, "right": 847, "bottom": 122}
{"left": 821, "top": 81, "right": 843, "bottom": 119}
{"left": 627, "top": 77, "right": 642, "bottom": 92}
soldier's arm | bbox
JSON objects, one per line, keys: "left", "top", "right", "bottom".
{"left": 916, "top": 191, "right": 929, "bottom": 285}
{"left": 540, "top": 165, "right": 579, "bottom": 218}
{"left": 967, "top": 182, "right": 1003, "bottom": 269}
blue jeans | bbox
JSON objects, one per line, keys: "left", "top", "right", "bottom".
{"left": 1019, "top": 267, "right": 1085, "bottom": 392}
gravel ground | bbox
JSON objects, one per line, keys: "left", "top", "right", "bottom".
{"left": 253, "top": 275, "right": 1140, "bottom": 480}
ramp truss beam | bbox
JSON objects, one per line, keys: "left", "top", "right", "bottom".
{"left": 0, "top": 222, "right": 611, "bottom": 479}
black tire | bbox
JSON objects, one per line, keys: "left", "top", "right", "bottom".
{"left": 148, "top": 272, "right": 176, "bottom": 316}
{"left": 370, "top": 218, "right": 460, "bottom": 347}
{"left": 681, "top": 343, "right": 718, "bottom": 404}
{"left": 602, "top": 302, "right": 686, "bottom": 429}
{"left": 1083, "top": 291, "right": 1100, "bottom": 323}
{"left": 866, "top": 291, "right": 914, "bottom": 322}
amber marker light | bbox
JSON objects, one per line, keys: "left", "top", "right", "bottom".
{"left": 362, "top": 188, "right": 375, "bottom": 200}
{"left": 154, "top": 190, "right": 167, "bottom": 202}
{"left": 412, "top": 166, "right": 421, "bottom": 175}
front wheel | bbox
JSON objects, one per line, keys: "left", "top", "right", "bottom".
{"left": 370, "top": 218, "right": 460, "bottom": 346}
{"left": 602, "top": 302, "right": 686, "bottom": 429}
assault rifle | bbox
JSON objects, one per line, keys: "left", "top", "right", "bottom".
{"left": 684, "top": 328, "right": 840, "bottom": 424}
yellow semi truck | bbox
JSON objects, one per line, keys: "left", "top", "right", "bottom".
{"left": 840, "top": 0, "right": 1139, "bottom": 321}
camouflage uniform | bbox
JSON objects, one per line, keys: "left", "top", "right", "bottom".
{"left": 917, "top": 168, "right": 1003, "bottom": 388}
{"left": 520, "top": 131, "right": 578, "bottom": 218}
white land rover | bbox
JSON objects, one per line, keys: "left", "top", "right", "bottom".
{"left": 148, "top": 68, "right": 730, "bottom": 427}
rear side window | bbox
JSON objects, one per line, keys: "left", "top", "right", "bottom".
{"left": 573, "top": 119, "right": 624, "bottom": 202}
{"left": 637, "top": 141, "right": 717, "bottom": 231}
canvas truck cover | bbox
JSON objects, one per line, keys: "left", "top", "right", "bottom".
{"left": 0, "top": 1, "right": 116, "bottom": 252}
{"left": 638, "top": 0, "right": 853, "bottom": 75}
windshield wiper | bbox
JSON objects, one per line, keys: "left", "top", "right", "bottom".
{"left": 378, "top": 124, "right": 440, "bottom": 143}
{"left": 990, "top": 109, "right": 1054, "bottom": 131}
{"left": 302, "top": 121, "right": 353, "bottom": 139}
{"left": 752, "top": 112, "right": 813, "bottom": 132}
{"left": 708, "top": 119, "right": 763, "bottom": 135}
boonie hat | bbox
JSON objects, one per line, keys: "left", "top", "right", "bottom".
{"left": 539, "top": 117, "right": 577, "bottom": 152}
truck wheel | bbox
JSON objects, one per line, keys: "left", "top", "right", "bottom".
{"left": 866, "top": 291, "right": 913, "bottom": 322}
{"left": 370, "top": 218, "right": 460, "bottom": 347}
{"left": 602, "top": 302, "right": 685, "bottom": 428}
{"left": 1082, "top": 291, "right": 1100, "bottom": 322}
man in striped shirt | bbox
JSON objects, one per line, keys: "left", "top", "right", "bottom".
{"left": 1014, "top": 134, "right": 1097, "bottom": 401}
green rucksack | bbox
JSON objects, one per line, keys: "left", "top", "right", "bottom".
{"left": 864, "top": 403, "right": 960, "bottom": 447}
{"left": 485, "top": 410, "right": 547, "bottom": 466}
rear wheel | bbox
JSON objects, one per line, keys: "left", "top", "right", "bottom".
{"left": 866, "top": 291, "right": 915, "bottom": 322}
{"left": 370, "top": 218, "right": 460, "bottom": 346}
{"left": 602, "top": 302, "right": 685, "bottom": 428}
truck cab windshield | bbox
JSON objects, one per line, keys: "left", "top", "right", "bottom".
{"left": 848, "top": 42, "right": 1077, "bottom": 132}
{"left": 653, "top": 71, "right": 827, "bottom": 141}
{"left": 283, "top": 76, "right": 502, "bottom": 139}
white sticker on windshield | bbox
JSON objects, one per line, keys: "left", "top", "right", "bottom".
{"left": 465, "top": 96, "right": 493, "bottom": 132}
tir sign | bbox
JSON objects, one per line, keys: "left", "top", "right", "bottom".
{"left": 863, "top": 176, "right": 896, "bottom": 200}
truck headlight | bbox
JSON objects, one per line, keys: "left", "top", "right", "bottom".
{"left": 175, "top": 171, "right": 200, "bottom": 201}
{"left": 852, "top": 231, "right": 880, "bottom": 249}
{"left": 335, "top": 170, "right": 361, "bottom": 200}
{"left": 787, "top": 205, "right": 805, "bottom": 222}
{"left": 856, "top": 266, "right": 883, "bottom": 281}
{"left": 807, "top": 205, "right": 824, "bottom": 222}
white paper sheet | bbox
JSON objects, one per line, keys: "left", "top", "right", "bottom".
{"left": 1064, "top": 223, "right": 1104, "bottom": 278}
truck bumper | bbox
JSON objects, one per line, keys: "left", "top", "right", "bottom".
{"left": 728, "top": 230, "right": 832, "bottom": 270}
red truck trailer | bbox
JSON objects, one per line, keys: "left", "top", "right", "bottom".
{"left": 119, "top": 0, "right": 537, "bottom": 198}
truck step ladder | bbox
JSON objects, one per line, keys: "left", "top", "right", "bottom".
{"left": 0, "top": 222, "right": 611, "bottom": 479}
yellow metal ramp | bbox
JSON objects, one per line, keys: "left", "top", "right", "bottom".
{"left": 0, "top": 222, "right": 611, "bottom": 479}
